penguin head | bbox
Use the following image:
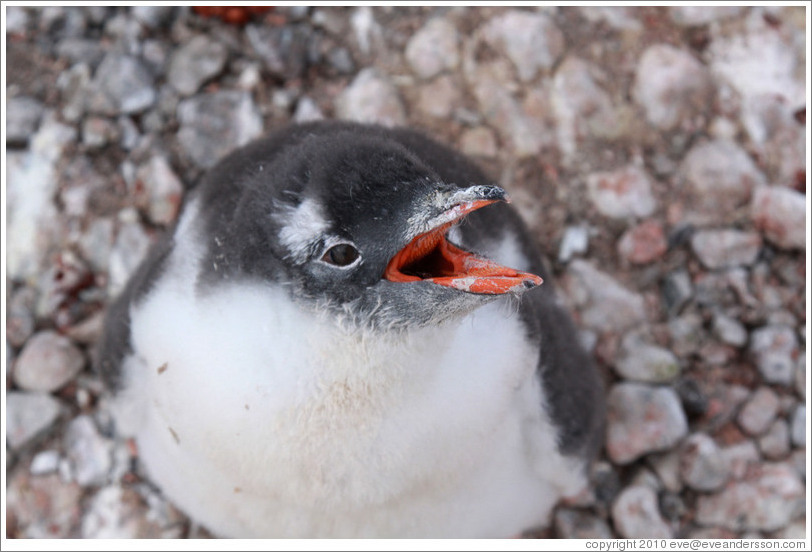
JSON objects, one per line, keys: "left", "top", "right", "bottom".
{"left": 222, "top": 129, "right": 542, "bottom": 331}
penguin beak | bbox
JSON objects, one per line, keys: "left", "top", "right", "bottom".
{"left": 384, "top": 186, "right": 543, "bottom": 295}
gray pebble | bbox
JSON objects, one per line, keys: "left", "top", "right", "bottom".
{"left": 335, "top": 68, "right": 405, "bottom": 127}
{"left": 789, "top": 405, "right": 805, "bottom": 448}
{"left": 751, "top": 185, "right": 806, "bottom": 250}
{"left": 750, "top": 325, "right": 799, "bottom": 385}
{"left": 245, "top": 23, "right": 312, "bottom": 80}
{"left": 30, "top": 450, "right": 62, "bottom": 475}
{"left": 737, "top": 386, "right": 780, "bottom": 436}
{"left": 606, "top": 382, "right": 688, "bottom": 464}
{"left": 612, "top": 485, "right": 673, "bottom": 538}
{"left": 13, "top": 331, "right": 86, "bottom": 393}
{"left": 481, "top": 10, "right": 563, "bottom": 82}
{"left": 690, "top": 229, "right": 762, "bottom": 269}
{"left": 64, "top": 415, "right": 112, "bottom": 487}
{"left": 6, "top": 286, "right": 37, "bottom": 348}
{"left": 662, "top": 270, "right": 693, "bottom": 317}
{"left": 558, "top": 225, "right": 590, "bottom": 263}
{"left": 135, "top": 156, "right": 184, "bottom": 226}
{"left": 554, "top": 507, "right": 614, "bottom": 539}
{"left": 564, "top": 260, "right": 647, "bottom": 333}
{"left": 670, "top": 6, "right": 744, "bottom": 26}
{"left": 6, "top": 96, "right": 45, "bottom": 147}
{"left": 6, "top": 392, "right": 63, "bottom": 450}
{"left": 293, "top": 97, "right": 324, "bottom": 123}
{"left": 614, "top": 330, "right": 681, "bottom": 383}
{"left": 679, "top": 433, "right": 730, "bottom": 491}
{"left": 711, "top": 311, "right": 748, "bottom": 347}
{"left": 586, "top": 166, "right": 657, "bottom": 220}
{"left": 131, "top": 6, "right": 175, "bottom": 28}
{"left": 720, "top": 440, "right": 760, "bottom": 480}
{"left": 87, "top": 53, "right": 156, "bottom": 115}
{"left": 758, "top": 418, "right": 791, "bottom": 460}
{"left": 405, "top": 17, "right": 460, "bottom": 80}
{"left": 168, "top": 35, "right": 227, "bottom": 96}
{"left": 177, "top": 90, "right": 263, "bottom": 170}
{"left": 108, "top": 210, "right": 153, "bottom": 297}
{"left": 55, "top": 38, "right": 104, "bottom": 68}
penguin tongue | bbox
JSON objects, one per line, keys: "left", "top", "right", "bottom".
{"left": 383, "top": 200, "right": 543, "bottom": 295}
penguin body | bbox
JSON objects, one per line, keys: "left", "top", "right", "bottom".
{"left": 99, "top": 121, "right": 604, "bottom": 538}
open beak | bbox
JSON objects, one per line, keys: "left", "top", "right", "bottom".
{"left": 383, "top": 186, "right": 543, "bottom": 295}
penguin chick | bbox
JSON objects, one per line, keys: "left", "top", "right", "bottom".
{"left": 97, "top": 121, "right": 605, "bottom": 538}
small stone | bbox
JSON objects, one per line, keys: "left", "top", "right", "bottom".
{"left": 335, "top": 68, "right": 406, "bottom": 127}
{"left": 481, "top": 11, "right": 564, "bottom": 82}
{"left": 759, "top": 418, "right": 791, "bottom": 460}
{"left": 64, "top": 415, "right": 112, "bottom": 487}
{"left": 606, "top": 382, "right": 688, "bottom": 464}
{"left": 794, "top": 354, "right": 805, "bottom": 399}
{"left": 167, "top": 35, "right": 227, "bottom": 96}
{"left": 416, "top": 75, "right": 461, "bottom": 119}
{"left": 750, "top": 325, "right": 799, "bottom": 385}
{"left": 87, "top": 52, "right": 156, "bottom": 115}
{"left": 564, "top": 260, "right": 647, "bottom": 333}
{"left": 669, "top": 6, "right": 744, "bottom": 26}
{"left": 721, "top": 440, "right": 760, "bottom": 480}
{"left": 614, "top": 330, "right": 681, "bottom": 383}
{"left": 617, "top": 220, "right": 667, "bottom": 264}
{"left": 679, "top": 139, "right": 765, "bottom": 219}
{"left": 776, "top": 518, "right": 807, "bottom": 540}
{"left": 751, "top": 185, "right": 806, "bottom": 250}
{"left": 558, "top": 225, "right": 590, "bottom": 263}
{"left": 586, "top": 166, "right": 657, "bottom": 220}
{"left": 245, "top": 23, "right": 311, "bottom": 80}
{"left": 789, "top": 405, "right": 805, "bottom": 448}
{"left": 611, "top": 485, "right": 673, "bottom": 539}
{"left": 690, "top": 229, "right": 762, "bottom": 269}
{"left": 737, "top": 386, "right": 780, "bottom": 436}
{"left": 676, "top": 378, "right": 709, "bottom": 419}
{"left": 6, "top": 286, "right": 36, "bottom": 348}
{"left": 711, "top": 311, "right": 748, "bottom": 347}
{"left": 6, "top": 392, "right": 64, "bottom": 451}
{"left": 6, "top": 6, "right": 30, "bottom": 34}
{"left": 81, "top": 116, "right": 118, "bottom": 149}
{"left": 108, "top": 212, "right": 153, "bottom": 297}
{"left": 177, "top": 91, "right": 263, "bottom": 170}
{"left": 5, "top": 471, "right": 83, "bottom": 538}
{"left": 293, "top": 96, "right": 324, "bottom": 123}
{"left": 661, "top": 270, "right": 693, "bottom": 317}
{"left": 679, "top": 433, "right": 730, "bottom": 491}
{"left": 6, "top": 96, "right": 45, "bottom": 147}
{"left": 648, "top": 449, "right": 683, "bottom": 492}
{"left": 135, "top": 156, "right": 184, "bottom": 226}
{"left": 695, "top": 462, "right": 804, "bottom": 532}
{"left": 30, "top": 450, "right": 61, "bottom": 475}
{"left": 131, "top": 6, "right": 175, "bottom": 28}
{"left": 326, "top": 47, "right": 355, "bottom": 75}
{"left": 55, "top": 37, "right": 105, "bottom": 68}
{"left": 78, "top": 218, "right": 115, "bottom": 273}
{"left": 459, "top": 126, "right": 498, "bottom": 158}
{"left": 633, "top": 44, "right": 712, "bottom": 131}
{"left": 553, "top": 508, "right": 614, "bottom": 539}
{"left": 13, "top": 331, "right": 86, "bottom": 392}
{"left": 405, "top": 17, "right": 460, "bottom": 80}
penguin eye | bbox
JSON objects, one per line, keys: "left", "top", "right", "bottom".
{"left": 321, "top": 243, "right": 360, "bottom": 267}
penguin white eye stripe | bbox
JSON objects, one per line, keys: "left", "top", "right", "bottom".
{"left": 275, "top": 197, "right": 330, "bottom": 263}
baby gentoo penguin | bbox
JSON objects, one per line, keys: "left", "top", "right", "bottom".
{"left": 98, "top": 121, "right": 605, "bottom": 538}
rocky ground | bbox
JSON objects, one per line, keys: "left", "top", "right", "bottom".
{"left": 4, "top": 5, "right": 808, "bottom": 540}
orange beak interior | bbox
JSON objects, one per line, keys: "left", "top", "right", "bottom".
{"left": 383, "top": 200, "right": 543, "bottom": 295}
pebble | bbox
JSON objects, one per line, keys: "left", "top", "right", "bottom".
{"left": 611, "top": 485, "right": 673, "bottom": 539}
{"left": 416, "top": 75, "right": 461, "bottom": 119}
{"left": 135, "top": 156, "right": 184, "bottom": 226}
{"left": 6, "top": 96, "right": 45, "bottom": 147}
{"left": 606, "top": 382, "right": 688, "bottom": 465}
{"left": 695, "top": 462, "right": 804, "bottom": 532}
{"left": 86, "top": 52, "right": 156, "bottom": 115}
{"left": 553, "top": 508, "right": 614, "bottom": 539}
{"left": 481, "top": 10, "right": 564, "bottom": 82}
{"left": 711, "top": 311, "right": 748, "bottom": 347}
{"left": 459, "top": 126, "right": 497, "bottom": 159}
{"left": 633, "top": 44, "right": 712, "bottom": 131}
{"left": 614, "top": 330, "right": 681, "bottom": 383}
{"left": 335, "top": 68, "right": 406, "bottom": 127}
{"left": 617, "top": 220, "right": 667, "bottom": 265}
{"left": 552, "top": 57, "right": 623, "bottom": 160}
{"left": 81, "top": 115, "right": 118, "bottom": 149}
{"left": 293, "top": 96, "right": 325, "bottom": 123}
{"left": 245, "top": 23, "right": 311, "bottom": 81}
{"left": 55, "top": 38, "right": 105, "bottom": 68}
{"left": 690, "top": 229, "right": 762, "bottom": 269}
{"left": 679, "top": 139, "right": 765, "bottom": 219}
{"left": 720, "top": 440, "right": 760, "bottom": 480}
{"left": 789, "top": 405, "right": 805, "bottom": 448}
{"left": 167, "top": 35, "right": 227, "bottom": 96}
{"left": 758, "top": 418, "right": 790, "bottom": 460}
{"left": 648, "top": 449, "right": 683, "bottom": 493}
{"left": 564, "top": 260, "right": 647, "bottom": 333}
{"left": 737, "top": 386, "right": 780, "bottom": 436}
{"left": 64, "top": 415, "right": 112, "bottom": 487}
{"left": 6, "top": 5, "right": 30, "bottom": 34}
{"left": 6, "top": 471, "right": 83, "bottom": 538}
{"left": 586, "top": 166, "right": 657, "bottom": 220}
{"left": 679, "top": 433, "right": 730, "bottom": 491}
{"left": 751, "top": 185, "right": 806, "bottom": 250}
{"left": 661, "top": 270, "right": 693, "bottom": 317}
{"left": 30, "top": 450, "right": 62, "bottom": 475}
{"left": 405, "top": 17, "right": 460, "bottom": 80}
{"left": 108, "top": 212, "right": 153, "bottom": 297}
{"left": 794, "top": 354, "right": 805, "bottom": 399}
{"left": 669, "top": 6, "right": 744, "bottom": 26}
{"left": 177, "top": 90, "right": 263, "bottom": 170}
{"left": 749, "top": 325, "right": 799, "bottom": 385}
{"left": 131, "top": 6, "right": 175, "bottom": 29}
{"left": 6, "top": 286, "right": 36, "bottom": 348}
{"left": 6, "top": 392, "right": 64, "bottom": 451}
{"left": 13, "top": 330, "right": 86, "bottom": 392}
{"left": 558, "top": 225, "right": 590, "bottom": 263}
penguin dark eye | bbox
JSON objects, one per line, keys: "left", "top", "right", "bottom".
{"left": 321, "top": 243, "right": 360, "bottom": 267}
